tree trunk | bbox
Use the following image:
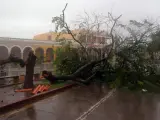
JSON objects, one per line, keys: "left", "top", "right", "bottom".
{"left": 53, "top": 58, "right": 107, "bottom": 84}
{"left": 23, "top": 52, "right": 37, "bottom": 89}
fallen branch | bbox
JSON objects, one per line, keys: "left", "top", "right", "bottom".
{"left": 0, "top": 55, "right": 25, "bottom": 67}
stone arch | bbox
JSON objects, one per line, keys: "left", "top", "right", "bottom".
{"left": 22, "top": 46, "right": 33, "bottom": 52}
{"left": 0, "top": 46, "right": 9, "bottom": 60}
{"left": 46, "top": 48, "right": 54, "bottom": 62}
{"left": 35, "top": 47, "right": 44, "bottom": 64}
{"left": 10, "top": 46, "right": 21, "bottom": 58}
{"left": 23, "top": 46, "right": 33, "bottom": 61}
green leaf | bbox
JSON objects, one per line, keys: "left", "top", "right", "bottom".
{"left": 138, "top": 81, "right": 144, "bottom": 86}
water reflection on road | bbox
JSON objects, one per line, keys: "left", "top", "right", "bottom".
{"left": 25, "top": 92, "right": 37, "bottom": 120}
{"left": 1, "top": 84, "right": 160, "bottom": 120}
{"left": 1, "top": 83, "right": 109, "bottom": 120}
{"left": 85, "top": 90, "right": 160, "bottom": 120}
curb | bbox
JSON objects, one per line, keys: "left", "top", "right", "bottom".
{"left": 0, "top": 83, "right": 77, "bottom": 115}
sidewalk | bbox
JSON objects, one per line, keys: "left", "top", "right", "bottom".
{"left": 0, "top": 81, "right": 68, "bottom": 107}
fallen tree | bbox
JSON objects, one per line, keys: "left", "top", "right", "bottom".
{"left": 51, "top": 4, "right": 160, "bottom": 92}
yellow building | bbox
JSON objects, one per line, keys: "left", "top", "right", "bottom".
{"left": 33, "top": 30, "right": 79, "bottom": 62}
{"left": 33, "top": 29, "right": 94, "bottom": 62}
{"left": 33, "top": 32, "right": 73, "bottom": 41}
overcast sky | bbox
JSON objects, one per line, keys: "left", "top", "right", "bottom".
{"left": 0, "top": 0, "right": 159, "bottom": 39}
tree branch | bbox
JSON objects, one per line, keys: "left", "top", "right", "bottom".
{"left": 106, "top": 14, "right": 122, "bottom": 58}
{"left": 61, "top": 3, "right": 89, "bottom": 57}
{"left": 0, "top": 55, "right": 25, "bottom": 67}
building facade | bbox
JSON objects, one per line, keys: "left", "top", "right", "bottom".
{"left": 33, "top": 30, "right": 112, "bottom": 48}
{"left": 0, "top": 37, "right": 61, "bottom": 77}
{"left": 0, "top": 30, "right": 112, "bottom": 77}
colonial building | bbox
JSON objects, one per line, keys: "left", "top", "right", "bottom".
{"left": 33, "top": 29, "right": 112, "bottom": 48}
{"left": 0, "top": 37, "right": 61, "bottom": 77}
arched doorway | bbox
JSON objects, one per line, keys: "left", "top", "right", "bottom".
{"left": 46, "top": 48, "right": 54, "bottom": 62}
{"left": 35, "top": 47, "right": 44, "bottom": 64}
{"left": 0, "top": 46, "right": 9, "bottom": 76}
{"left": 10, "top": 46, "right": 22, "bottom": 67}
{"left": 10, "top": 46, "right": 21, "bottom": 58}
{"left": 23, "top": 47, "right": 33, "bottom": 61}
{"left": 0, "top": 46, "right": 9, "bottom": 60}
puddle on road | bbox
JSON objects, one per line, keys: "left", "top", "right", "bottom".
{"left": 2, "top": 83, "right": 160, "bottom": 120}
{"left": 85, "top": 90, "right": 160, "bottom": 120}
{"left": 0, "top": 83, "right": 111, "bottom": 120}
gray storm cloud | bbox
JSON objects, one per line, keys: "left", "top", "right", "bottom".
{"left": 0, "top": 0, "right": 159, "bottom": 38}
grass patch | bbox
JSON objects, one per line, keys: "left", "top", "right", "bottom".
{"left": 42, "top": 79, "right": 50, "bottom": 84}
{"left": 50, "top": 82, "right": 67, "bottom": 89}
{"left": 41, "top": 79, "right": 68, "bottom": 89}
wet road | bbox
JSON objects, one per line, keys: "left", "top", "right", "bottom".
{"left": 84, "top": 90, "right": 160, "bottom": 120}
{"left": 0, "top": 83, "right": 110, "bottom": 120}
{"left": 1, "top": 84, "right": 160, "bottom": 120}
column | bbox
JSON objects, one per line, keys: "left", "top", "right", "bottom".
{"left": 21, "top": 52, "right": 23, "bottom": 59}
